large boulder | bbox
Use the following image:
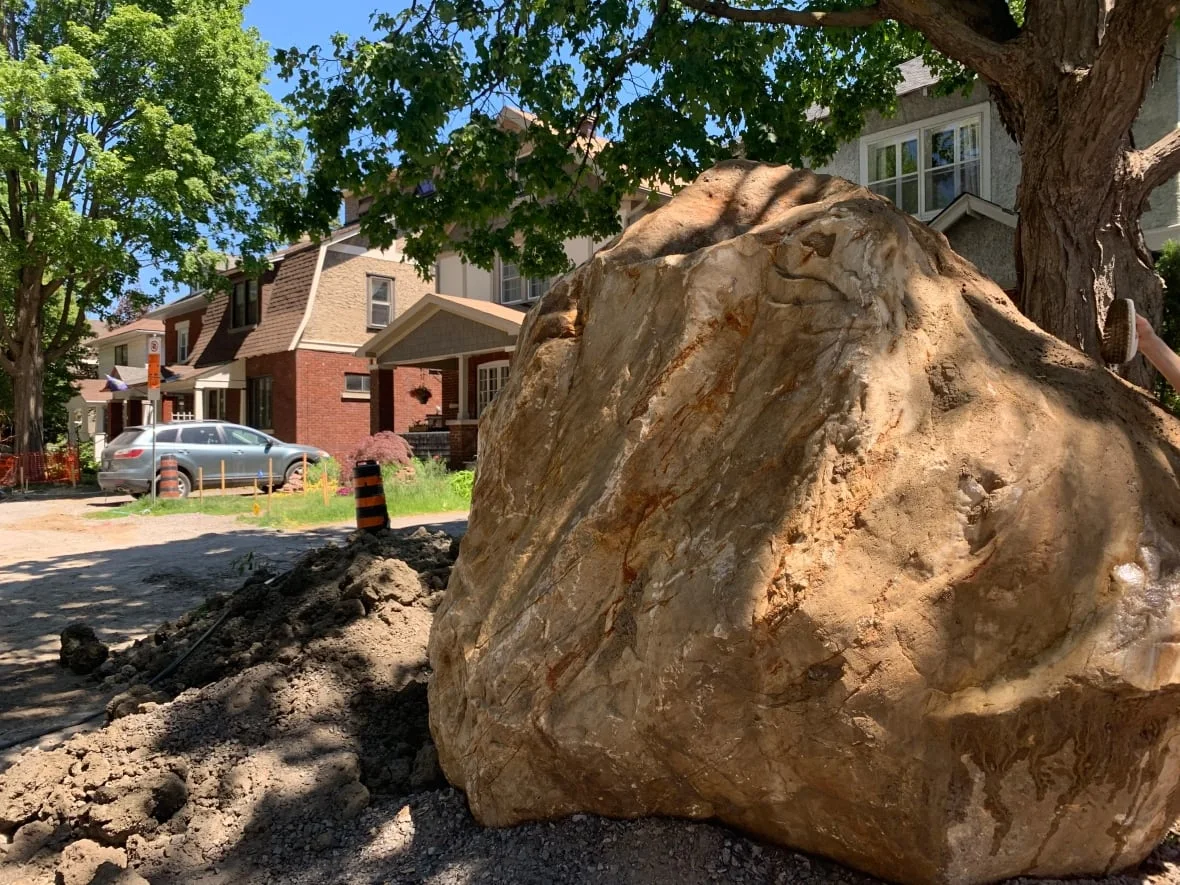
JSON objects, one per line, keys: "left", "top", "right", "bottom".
{"left": 428, "top": 161, "right": 1180, "bottom": 883}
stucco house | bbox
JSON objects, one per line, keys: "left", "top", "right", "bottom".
{"left": 87, "top": 223, "right": 435, "bottom": 460}
{"left": 812, "top": 40, "right": 1180, "bottom": 290}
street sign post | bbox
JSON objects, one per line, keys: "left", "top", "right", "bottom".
{"left": 148, "top": 337, "right": 161, "bottom": 501}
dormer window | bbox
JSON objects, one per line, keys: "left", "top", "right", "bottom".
{"left": 231, "top": 280, "right": 259, "bottom": 329}
{"left": 176, "top": 321, "right": 190, "bottom": 362}
{"left": 367, "top": 276, "right": 394, "bottom": 328}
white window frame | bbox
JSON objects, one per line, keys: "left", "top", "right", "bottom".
{"left": 176, "top": 321, "right": 190, "bottom": 363}
{"left": 367, "top": 275, "right": 394, "bottom": 329}
{"left": 498, "top": 261, "right": 550, "bottom": 305}
{"left": 858, "top": 102, "right": 991, "bottom": 221}
{"left": 343, "top": 373, "right": 371, "bottom": 399}
{"left": 476, "top": 360, "right": 511, "bottom": 415}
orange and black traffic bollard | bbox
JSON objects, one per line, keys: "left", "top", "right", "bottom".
{"left": 353, "top": 460, "right": 388, "bottom": 532}
{"left": 158, "top": 455, "right": 181, "bottom": 499}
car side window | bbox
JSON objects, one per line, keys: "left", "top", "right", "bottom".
{"left": 180, "top": 426, "right": 223, "bottom": 445}
{"left": 226, "top": 427, "right": 268, "bottom": 446}
{"left": 155, "top": 428, "right": 178, "bottom": 443}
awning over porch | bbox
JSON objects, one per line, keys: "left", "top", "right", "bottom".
{"left": 358, "top": 292, "right": 525, "bottom": 368}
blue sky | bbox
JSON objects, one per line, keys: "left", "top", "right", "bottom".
{"left": 244, "top": 0, "right": 386, "bottom": 102}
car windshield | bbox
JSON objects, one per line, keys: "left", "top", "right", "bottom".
{"left": 108, "top": 429, "right": 145, "bottom": 448}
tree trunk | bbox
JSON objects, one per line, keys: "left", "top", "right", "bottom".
{"left": 1014, "top": 139, "right": 1162, "bottom": 385}
{"left": 9, "top": 285, "right": 47, "bottom": 456}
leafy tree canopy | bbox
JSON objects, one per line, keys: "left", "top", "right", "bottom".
{"left": 0, "top": 0, "right": 303, "bottom": 449}
{"left": 277, "top": 0, "right": 1024, "bottom": 279}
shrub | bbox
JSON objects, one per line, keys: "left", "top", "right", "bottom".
{"left": 450, "top": 469, "right": 474, "bottom": 498}
{"left": 1156, "top": 242, "right": 1180, "bottom": 413}
{"left": 341, "top": 431, "right": 413, "bottom": 484}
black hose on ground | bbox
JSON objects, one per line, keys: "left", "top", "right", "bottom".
{"left": 0, "top": 575, "right": 273, "bottom": 755}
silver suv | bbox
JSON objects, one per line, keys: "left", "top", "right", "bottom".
{"left": 98, "top": 421, "right": 329, "bottom": 497}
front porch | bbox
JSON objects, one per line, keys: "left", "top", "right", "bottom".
{"left": 110, "top": 361, "right": 246, "bottom": 429}
{"left": 358, "top": 293, "right": 525, "bottom": 468}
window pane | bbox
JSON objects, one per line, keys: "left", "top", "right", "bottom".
{"left": 959, "top": 122, "right": 981, "bottom": 161}
{"left": 927, "top": 128, "right": 956, "bottom": 168}
{"left": 869, "top": 181, "right": 897, "bottom": 201}
{"left": 247, "top": 281, "right": 259, "bottom": 325}
{"left": 925, "top": 168, "right": 957, "bottom": 213}
{"left": 345, "top": 374, "right": 370, "bottom": 392}
{"left": 228, "top": 427, "right": 267, "bottom": 446}
{"left": 370, "top": 302, "right": 391, "bottom": 327}
{"left": 901, "top": 175, "right": 920, "bottom": 214}
{"left": 870, "top": 144, "right": 895, "bottom": 182}
{"left": 155, "top": 428, "right": 178, "bottom": 443}
{"left": 960, "top": 160, "right": 981, "bottom": 197}
{"left": 501, "top": 274, "right": 522, "bottom": 303}
{"left": 181, "top": 426, "right": 221, "bottom": 445}
{"left": 527, "top": 277, "right": 550, "bottom": 300}
{"left": 901, "top": 138, "right": 918, "bottom": 175}
{"left": 369, "top": 278, "right": 391, "bottom": 303}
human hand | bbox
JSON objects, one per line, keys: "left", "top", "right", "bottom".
{"left": 1136, "top": 313, "right": 1156, "bottom": 342}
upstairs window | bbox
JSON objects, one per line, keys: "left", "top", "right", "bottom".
{"left": 862, "top": 105, "right": 987, "bottom": 220}
{"left": 231, "top": 280, "right": 260, "bottom": 329}
{"left": 499, "top": 263, "right": 550, "bottom": 305}
{"left": 113, "top": 344, "right": 128, "bottom": 365}
{"left": 176, "top": 321, "right": 190, "bottom": 362}
{"left": 368, "top": 276, "right": 394, "bottom": 328}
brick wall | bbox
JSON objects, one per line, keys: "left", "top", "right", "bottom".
{"left": 371, "top": 369, "right": 394, "bottom": 434}
{"left": 293, "top": 349, "right": 374, "bottom": 459}
{"left": 164, "top": 307, "right": 205, "bottom": 366}
{"left": 441, "top": 370, "right": 459, "bottom": 421}
{"left": 226, "top": 389, "right": 242, "bottom": 424}
{"left": 391, "top": 367, "right": 442, "bottom": 432}
{"left": 244, "top": 351, "right": 298, "bottom": 443}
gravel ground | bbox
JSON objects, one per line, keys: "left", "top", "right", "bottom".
{"left": 0, "top": 488, "right": 464, "bottom": 754}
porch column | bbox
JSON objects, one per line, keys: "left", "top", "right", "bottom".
{"left": 457, "top": 354, "right": 469, "bottom": 420}
{"left": 193, "top": 389, "right": 204, "bottom": 420}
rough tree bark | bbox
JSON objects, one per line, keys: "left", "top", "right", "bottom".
{"left": 683, "top": 0, "right": 1180, "bottom": 376}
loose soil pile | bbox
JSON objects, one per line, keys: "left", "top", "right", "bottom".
{"left": 3, "top": 526, "right": 1180, "bottom": 885}
{"left": 0, "top": 528, "right": 451, "bottom": 884}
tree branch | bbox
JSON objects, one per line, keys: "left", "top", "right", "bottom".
{"left": 678, "top": 0, "right": 1015, "bottom": 84}
{"left": 1134, "top": 127, "right": 1180, "bottom": 203}
{"left": 677, "top": 0, "right": 884, "bottom": 28}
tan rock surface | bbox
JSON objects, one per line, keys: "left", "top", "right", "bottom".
{"left": 428, "top": 161, "right": 1180, "bottom": 884}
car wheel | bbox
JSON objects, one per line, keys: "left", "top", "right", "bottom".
{"left": 284, "top": 461, "right": 306, "bottom": 486}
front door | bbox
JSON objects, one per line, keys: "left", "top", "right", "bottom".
{"left": 224, "top": 425, "right": 273, "bottom": 482}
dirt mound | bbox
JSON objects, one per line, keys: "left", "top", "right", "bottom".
{"left": 92, "top": 527, "right": 453, "bottom": 697}
{"left": 0, "top": 527, "right": 453, "bottom": 884}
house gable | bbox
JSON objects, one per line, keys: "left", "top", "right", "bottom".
{"left": 380, "top": 309, "right": 516, "bottom": 364}
{"left": 186, "top": 244, "right": 320, "bottom": 368}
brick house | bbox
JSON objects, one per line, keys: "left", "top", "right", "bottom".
{"left": 356, "top": 106, "right": 676, "bottom": 466}
{"left": 101, "top": 223, "right": 434, "bottom": 459}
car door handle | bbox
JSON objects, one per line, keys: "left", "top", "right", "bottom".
{"left": 233, "top": 450, "right": 244, "bottom": 455}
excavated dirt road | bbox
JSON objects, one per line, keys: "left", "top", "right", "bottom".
{"left": 0, "top": 490, "right": 465, "bottom": 754}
